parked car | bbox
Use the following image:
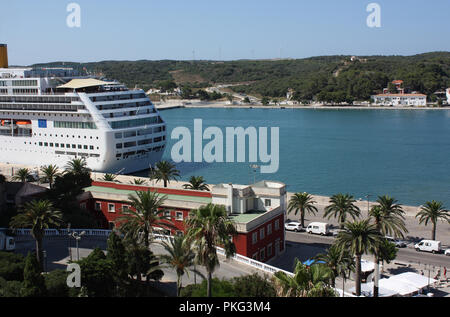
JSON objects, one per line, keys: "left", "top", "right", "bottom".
{"left": 445, "top": 249, "right": 450, "bottom": 256}
{"left": 385, "top": 236, "right": 407, "bottom": 248}
{"left": 285, "top": 222, "right": 303, "bottom": 232}
{"left": 414, "top": 240, "right": 442, "bottom": 254}
{"left": 306, "top": 222, "right": 330, "bottom": 236}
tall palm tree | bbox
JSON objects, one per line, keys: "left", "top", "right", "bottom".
{"left": 315, "top": 243, "right": 354, "bottom": 289}
{"left": 273, "top": 259, "right": 336, "bottom": 297}
{"left": 64, "top": 158, "right": 91, "bottom": 176}
{"left": 159, "top": 235, "right": 202, "bottom": 296}
{"left": 416, "top": 201, "right": 450, "bottom": 241}
{"left": 335, "top": 220, "right": 382, "bottom": 296}
{"left": 288, "top": 192, "right": 318, "bottom": 228}
{"left": 116, "top": 190, "right": 173, "bottom": 248}
{"left": 185, "top": 203, "right": 237, "bottom": 297}
{"left": 12, "top": 168, "right": 32, "bottom": 183}
{"left": 369, "top": 195, "right": 408, "bottom": 297}
{"left": 183, "top": 176, "right": 210, "bottom": 191}
{"left": 324, "top": 193, "right": 361, "bottom": 229}
{"left": 153, "top": 161, "right": 180, "bottom": 188}
{"left": 39, "top": 165, "right": 60, "bottom": 189}
{"left": 9, "top": 200, "right": 63, "bottom": 270}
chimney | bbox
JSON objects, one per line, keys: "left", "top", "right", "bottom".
{"left": 0, "top": 44, "right": 8, "bottom": 68}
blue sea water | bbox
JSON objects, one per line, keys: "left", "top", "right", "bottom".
{"left": 136, "top": 108, "right": 450, "bottom": 207}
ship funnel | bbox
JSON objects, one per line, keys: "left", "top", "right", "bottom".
{"left": 0, "top": 44, "right": 8, "bottom": 68}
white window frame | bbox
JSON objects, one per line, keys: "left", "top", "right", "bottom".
{"left": 260, "top": 228, "right": 265, "bottom": 240}
{"left": 175, "top": 211, "right": 184, "bottom": 221}
{"left": 260, "top": 248, "right": 265, "bottom": 261}
{"left": 265, "top": 199, "right": 271, "bottom": 207}
{"left": 108, "top": 203, "right": 115, "bottom": 213}
{"left": 267, "top": 243, "right": 273, "bottom": 257}
{"left": 267, "top": 223, "right": 272, "bottom": 235}
{"left": 95, "top": 202, "right": 101, "bottom": 211}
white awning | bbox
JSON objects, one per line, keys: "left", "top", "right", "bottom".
{"left": 349, "top": 282, "right": 398, "bottom": 297}
{"left": 57, "top": 78, "right": 114, "bottom": 89}
{"left": 379, "top": 278, "right": 419, "bottom": 296}
{"left": 389, "top": 272, "right": 437, "bottom": 290}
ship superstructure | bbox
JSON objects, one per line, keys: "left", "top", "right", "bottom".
{"left": 0, "top": 44, "right": 166, "bottom": 173}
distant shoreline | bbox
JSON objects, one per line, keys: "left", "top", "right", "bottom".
{"left": 155, "top": 102, "right": 450, "bottom": 111}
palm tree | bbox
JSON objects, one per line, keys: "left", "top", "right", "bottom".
{"left": 64, "top": 158, "right": 91, "bottom": 176}
{"left": 153, "top": 161, "right": 180, "bottom": 188}
{"left": 159, "top": 235, "right": 201, "bottom": 296}
{"left": 12, "top": 168, "right": 32, "bottom": 183}
{"left": 324, "top": 193, "right": 361, "bottom": 229}
{"left": 273, "top": 259, "right": 336, "bottom": 297}
{"left": 369, "top": 195, "right": 408, "bottom": 297}
{"left": 0, "top": 174, "right": 6, "bottom": 184}
{"left": 9, "top": 200, "right": 63, "bottom": 270}
{"left": 416, "top": 201, "right": 450, "bottom": 241}
{"left": 39, "top": 165, "right": 60, "bottom": 189}
{"left": 130, "top": 178, "right": 147, "bottom": 186}
{"left": 185, "top": 203, "right": 237, "bottom": 297}
{"left": 183, "top": 176, "right": 210, "bottom": 191}
{"left": 315, "top": 243, "right": 354, "bottom": 289}
{"left": 335, "top": 220, "right": 382, "bottom": 296}
{"left": 116, "top": 190, "right": 173, "bottom": 248}
{"left": 288, "top": 192, "right": 318, "bottom": 228}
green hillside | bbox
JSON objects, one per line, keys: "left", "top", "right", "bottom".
{"left": 32, "top": 52, "right": 450, "bottom": 102}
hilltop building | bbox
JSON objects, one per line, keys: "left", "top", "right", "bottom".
{"left": 78, "top": 180, "right": 287, "bottom": 263}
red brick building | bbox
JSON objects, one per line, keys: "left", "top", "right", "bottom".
{"left": 79, "top": 180, "right": 286, "bottom": 263}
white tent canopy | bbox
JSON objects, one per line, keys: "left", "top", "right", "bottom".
{"left": 349, "top": 282, "right": 398, "bottom": 297}
{"left": 379, "top": 278, "right": 419, "bottom": 296}
{"left": 360, "top": 259, "right": 382, "bottom": 272}
{"left": 389, "top": 272, "right": 437, "bottom": 290}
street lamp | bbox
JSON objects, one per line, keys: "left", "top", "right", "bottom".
{"left": 365, "top": 194, "right": 371, "bottom": 216}
{"left": 67, "top": 223, "right": 72, "bottom": 261}
{"left": 70, "top": 231, "right": 86, "bottom": 261}
{"left": 250, "top": 164, "right": 260, "bottom": 184}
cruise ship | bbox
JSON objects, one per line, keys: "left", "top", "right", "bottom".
{"left": 0, "top": 44, "right": 167, "bottom": 174}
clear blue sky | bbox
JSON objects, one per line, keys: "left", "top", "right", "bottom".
{"left": 1, "top": 0, "right": 449, "bottom": 65}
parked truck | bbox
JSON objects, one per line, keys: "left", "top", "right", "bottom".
{"left": 0, "top": 231, "right": 15, "bottom": 251}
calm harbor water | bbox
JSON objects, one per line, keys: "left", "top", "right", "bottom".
{"left": 136, "top": 108, "right": 450, "bottom": 207}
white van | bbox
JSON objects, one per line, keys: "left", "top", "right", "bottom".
{"left": 306, "top": 222, "right": 330, "bottom": 236}
{"left": 414, "top": 240, "right": 441, "bottom": 254}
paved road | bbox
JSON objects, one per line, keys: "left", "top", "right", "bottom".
{"left": 270, "top": 231, "right": 450, "bottom": 273}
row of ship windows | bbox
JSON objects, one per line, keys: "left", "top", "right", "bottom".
{"left": 97, "top": 101, "right": 152, "bottom": 111}
{"left": 0, "top": 103, "right": 84, "bottom": 112}
{"left": 34, "top": 142, "right": 100, "bottom": 151}
{"left": 2, "top": 112, "right": 89, "bottom": 118}
{"left": 102, "top": 109, "right": 152, "bottom": 119}
{"left": 115, "top": 126, "right": 166, "bottom": 139}
{"left": 0, "top": 96, "right": 80, "bottom": 103}
{"left": 116, "top": 136, "right": 165, "bottom": 149}
{"left": 34, "top": 132, "right": 99, "bottom": 140}
{"left": 90, "top": 93, "right": 146, "bottom": 102}
{"left": 0, "top": 80, "right": 38, "bottom": 87}
{"left": 54, "top": 121, "right": 97, "bottom": 129}
{"left": 110, "top": 116, "right": 163, "bottom": 129}
{"left": 116, "top": 145, "right": 165, "bottom": 160}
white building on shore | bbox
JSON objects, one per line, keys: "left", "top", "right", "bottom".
{"left": 446, "top": 88, "right": 450, "bottom": 104}
{"left": 371, "top": 93, "right": 427, "bottom": 106}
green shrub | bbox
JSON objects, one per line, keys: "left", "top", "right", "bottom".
{"left": 0, "top": 252, "right": 25, "bottom": 281}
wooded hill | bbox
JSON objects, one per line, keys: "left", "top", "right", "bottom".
{"left": 32, "top": 52, "right": 450, "bottom": 102}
